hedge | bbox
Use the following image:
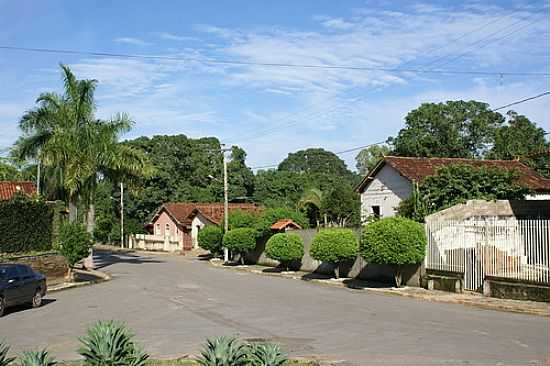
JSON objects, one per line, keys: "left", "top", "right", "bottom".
{"left": 198, "top": 225, "right": 223, "bottom": 254}
{"left": 310, "top": 229, "right": 358, "bottom": 278}
{"left": 265, "top": 233, "right": 304, "bottom": 270}
{"left": 361, "top": 217, "right": 426, "bottom": 287}
{"left": 0, "top": 195, "right": 54, "bottom": 254}
{"left": 222, "top": 228, "right": 257, "bottom": 264}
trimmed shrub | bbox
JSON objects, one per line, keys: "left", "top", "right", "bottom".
{"left": 254, "top": 208, "right": 308, "bottom": 238}
{"left": 265, "top": 233, "right": 304, "bottom": 270}
{"left": 0, "top": 195, "right": 53, "bottom": 254}
{"left": 198, "top": 225, "right": 223, "bottom": 255}
{"left": 310, "top": 229, "right": 358, "bottom": 278}
{"left": 227, "top": 209, "right": 259, "bottom": 231}
{"left": 78, "top": 321, "right": 149, "bottom": 366}
{"left": 361, "top": 217, "right": 426, "bottom": 287}
{"left": 55, "top": 222, "right": 92, "bottom": 279}
{"left": 222, "top": 228, "right": 257, "bottom": 264}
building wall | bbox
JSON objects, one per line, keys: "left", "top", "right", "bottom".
{"left": 360, "top": 164, "right": 412, "bottom": 222}
{"left": 191, "top": 213, "right": 211, "bottom": 249}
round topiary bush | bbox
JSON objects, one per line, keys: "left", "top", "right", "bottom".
{"left": 198, "top": 225, "right": 223, "bottom": 255}
{"left": 265, "top": 233, "right": 304, "bottom": 271}
{"left": 361, "top": 217, "right": 426, "bottom": 287}
{"left": 310, "top": 229, "right": 358, "bottom": 278}
{"left": 222, "top": 228, "right": 257, "bottom": 264}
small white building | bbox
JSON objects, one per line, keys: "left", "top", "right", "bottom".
{"left": 356, "top": 156, "right": 550, "bottom": 223}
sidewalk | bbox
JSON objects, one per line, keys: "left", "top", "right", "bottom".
{"left": 209, "top": 259, "right": 550, "bottom": 317}
{"left": 48, "top": 268, "right": 111, "bottom": 293}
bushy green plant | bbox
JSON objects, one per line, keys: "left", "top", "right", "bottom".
{"left": 227, "top": 210, "right": 259, "bottom": 231}
{"left": 55, "top": 222, "right": 93, "bottom": 280}
{"left": 222, "top": 228, "right": 256, "bottom": 264}
{"left": 18, "top": 350, "right": 56, "bottom": 366}
{"left": 248, "top": 343, "right": 288, "bottom": 366}
{"left": 0, "top": 195, "right": 53, "bottom": 253}
{"left": 197, "top": 336, "right": 248, "bottom": 366}
{"left": 310, "top": 229, "right": 358, "bottom": 278}
{"left": 198, "top": 226, "right": 223, "bottom": 255}
{"left": 254, "top": 208, "right": 308, "bottom": 238}
{"left": 361, "top": 217, "right": 426, "bottom": 287}
{"left": 78, "top": 321, "right": 149, "bottom": 366}
{"left": 0, "top": 343, "right": 14, "bottom": 366}
{"left": 264, "top": 233, "right": 304, "bottom": 270}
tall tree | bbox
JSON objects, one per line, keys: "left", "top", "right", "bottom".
{"left": 320, "top": 184, "right": 360, "bottom": 227}
{"left": 278, "top": 148, "right": 354, "bottom": 180}
{"left": 390, "top": 100, "right": 504, "bottom": 158}
{"left": 355, "top": 144, "right": 391, "bottom": 176}
{"left": 227, "top": 146, "right": 254, "bottom": 200}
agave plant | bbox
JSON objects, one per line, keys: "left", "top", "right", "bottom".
{"left": 78, "top": 321, "right": 149, "bottom": 366}
{"left": 0, "top": 343, "right": 14, "bottom": 366}
{"left": 248, "top": 343, "right": 288, "bottom": 366}
{"left": 196, "top": 336, "right": 249, "bottom": 366}
{"left": 18, "top": 350, "right": 56, "bottom": 366}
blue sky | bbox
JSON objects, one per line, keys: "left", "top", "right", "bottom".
{"left": 1, "top": 0, "right": 549, "bottom": 171}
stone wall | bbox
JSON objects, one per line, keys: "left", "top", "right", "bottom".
{"left": 0, "top": 252, "right": 68, "bottom": 278}
{"left": 484, "top": 276, "right": 550, "bottom": 302}
{"left": 245, "top": 228, "right": 423, "bottom": 287}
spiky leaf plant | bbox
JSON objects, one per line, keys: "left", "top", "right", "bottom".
{"left": 18, "top": 350, "right": 56, "bottom": 366}
{"left": 78, "top": 321, "right": 149, "bottom": 366}
{"left": 249, "top": 343, "right": 288, "bottom": 366}
{"left": 196, "top": 336, "right": 249, "bottom": 366}
{"left": 0, "top": 343, "right": 15, "bottom": 366}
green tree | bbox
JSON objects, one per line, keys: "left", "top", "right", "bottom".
{"left": 355, "top": 144, "right": 391, "bottom": 176}
{"left": 310, "top": 229, "right": 358, "bottom": 278}
{"left": 320, "top": 184, "right": 360, "bottom": 227}
{"left": 264, "top": 232, "right": 304, "bottom": 270}
{"left": 55, "top": 222, "right": 93, "bottom": 280}
{"left": 361, "top": 217, "right": 426, "bottom": 287}
{"left": 228, "top": 147, "right": 254, "bottom": 200}
{"left": 390, "top": 100, "right": 504, "bottom": 158}
{"left": 198, "top": 225, "right": 224, "bottom": 255}
{"left": 397, "top": 165, "right": 530, "bottom": 221}
{"left": 254, "top": 207, "right": 308, "bottom": 238}
{"left": 297, "top": 188, "right": 323, "bottom": 227}
{"left": 253, "top": 170, "right": 308, "bottom": 208}
{"left": 222, "top": 228, "right": 257, "bottom": 264}
{"left": 227, "top": 209, "right": 259, "bottom": 230}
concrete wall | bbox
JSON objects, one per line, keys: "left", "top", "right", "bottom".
{"left": 129, "top": 234, "right": 181, "bottom": 253}
{"left": 360, "top": 164, "right": 412, "bottom": 222}
{"left": 191, "top": 213, "right": 210, "bottom": 249}
{"left": 245, "top": 228, "right": 423, "bottom": 287}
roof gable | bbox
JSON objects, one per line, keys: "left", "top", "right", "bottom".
{"left": 357, "top": 156, "right": 550, "bottom": 193}
{"left": 150, "top": 202, "right": 262, "bottom": 226}
{"left": 0, "top": 181, "right": 37, "bottom": 200}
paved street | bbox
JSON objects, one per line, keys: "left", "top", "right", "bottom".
{"left": 1, "top": 250, "right": 550, "bottom": 365}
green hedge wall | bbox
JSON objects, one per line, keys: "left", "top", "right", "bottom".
{"left": 0, "top": 196, "right": 54, "bottom": 253}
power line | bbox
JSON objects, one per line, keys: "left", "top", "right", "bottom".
{"left": 1, "top": 45, "right": 549, "bottom": 77}
{"left": 491, "top": 91, "right": 550, "bottom": 111}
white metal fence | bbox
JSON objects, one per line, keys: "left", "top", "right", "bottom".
{"left": 426, "top": 219, "right": 550, "bottom": 291}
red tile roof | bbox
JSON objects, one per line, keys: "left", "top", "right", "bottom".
{"left": 0, "top": 181, "right": 36, "bottom": 200}
{"left": 271, "top": 219, "right": 302, "bottom": 231}
{"left": 357, "top": 156, "right": 550, "bottom": 192}
{"left": 152, "top": 202, "right": 262, "bottom": 226}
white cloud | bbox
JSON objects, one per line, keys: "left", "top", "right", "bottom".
{"left": 113, "top": 37, "right": 151, "bottom": 46}
{"left": 158, "top": 32, "right": 199, "bottom": 42}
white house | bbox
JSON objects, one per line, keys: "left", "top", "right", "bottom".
{"left": 356, "top": 156, "right": 550, "bottom": 223}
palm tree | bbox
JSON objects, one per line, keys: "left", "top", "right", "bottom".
{"left": 13, "top": 64, "right": 97, "bottom": 221}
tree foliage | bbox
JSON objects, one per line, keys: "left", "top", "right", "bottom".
{"left": 55, "top": 222, "right": 92, "bottom": 267}
{"left": 310, "top": 229, "right": 358, "bottom": 277}
{"left": 320, "top": 184, "right": 360, "bottom": 227}
{"left": 397, "top": 165, "right": 531, "bottom": 221}
{"left": 254, "top": 207, "right": 308, "bottom": 238}
{"left": 355, "top": 144, "right": 391, "bottom": 176}
{"left": 264, "top": 233, "right": 304, "bottom": 270}
{"left": 227, "top": 209, "right": 259, "bottom": 231}
{"left": 391, "top": 100, "right": 504, "bottom": 158}
{"left": 222, "top": 228, "right": 257, "bottom": 263}
{"left": 361, "top": 217, "right": 426, "bottom": 287}
{"left": 198, "top": 225, "right": 224, "bottom": 255}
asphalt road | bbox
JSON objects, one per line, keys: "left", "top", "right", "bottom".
{"left": 1, "top": 250, "right": 550, "bottom": 366}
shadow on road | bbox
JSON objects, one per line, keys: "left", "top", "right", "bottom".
{"left": 2, "top": 298, "right": 56, "bottom": 318}
{"left": 93, "top": 250, "right": 164, "bottom": 269}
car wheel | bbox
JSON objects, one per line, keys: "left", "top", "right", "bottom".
{"left": 32, "top": 290, "right": 43, "bottom": 308}
{"left": 0, "top": 296, "right": 5, "bottom": 317}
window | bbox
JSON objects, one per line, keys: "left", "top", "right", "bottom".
{"left": 372, "top": 205, "right": 381, "bottom": 218}
{"left": 155, "top": 224, "right": 160, "bottom": 235}
{"left": 165, "top": 223, "right": 170, "bottom": 236}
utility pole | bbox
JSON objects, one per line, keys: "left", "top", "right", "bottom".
{"left": 222, "top": 145, "right": 230, "bottom": 263}
{"left": 120, "top": 182, "right": 124, "bottom": 248}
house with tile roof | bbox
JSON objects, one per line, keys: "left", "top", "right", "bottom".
{"left": 144, "top": 202, "right": 261, "bottom": 251}
{"left": 0, "top": 181, "right": 36, "bottom": 200}
{"left": 356, "top": 156, "right": 550, "bottom": 222}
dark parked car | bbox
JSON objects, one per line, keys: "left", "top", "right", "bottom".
{"left": 0, "top": 264, "right": 47, "bottom": 317}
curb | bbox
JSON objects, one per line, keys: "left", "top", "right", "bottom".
{"left": 208, "top": 260, "right": 550, "bottom": 318}
{"left": 47, "top": 268, "right": 111, "bottom": 293}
